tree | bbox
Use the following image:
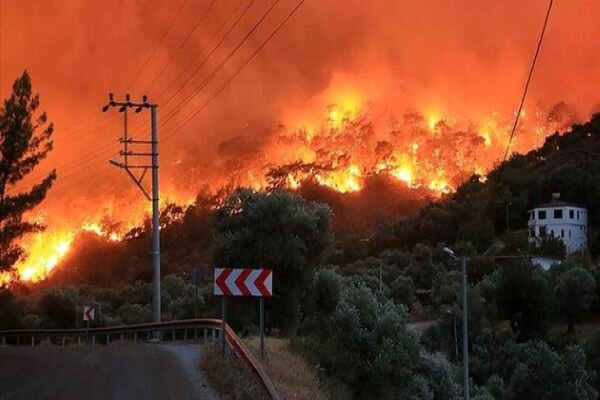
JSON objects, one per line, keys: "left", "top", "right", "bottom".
{"left": 0, "top": 71, "right": 56, "bottom": 273}
{"left": 507, "top": 341, "right": 597, "bottom": 400}
{"left": 306, "top": 281, "right": 424, "bottom": 399}
{"left": 214, "top": 189, "right": 331, "bottom": 332}
{"left": 496, "top": 261, "right": 554, "bottom": 340}
{"left": 555, "top": 266, "right": 596, "bottom": 333}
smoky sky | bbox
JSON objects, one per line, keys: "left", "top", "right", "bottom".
{"left": 1, "top": 0, "right": 599, "bottom": 215}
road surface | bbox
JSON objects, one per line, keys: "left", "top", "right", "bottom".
{"left": 0, "top": 343, "right": 218, "bottom": 400}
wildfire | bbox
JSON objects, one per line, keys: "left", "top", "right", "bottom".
{"left": 2, "top": 88, "right": 577, "bottom": 286}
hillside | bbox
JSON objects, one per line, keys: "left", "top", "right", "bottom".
{"left": 33, "top": 113, "right": 600, "bottom": 289}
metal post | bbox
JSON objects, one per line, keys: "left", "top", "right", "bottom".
{"left": 379, "top": 260, "right": 382, "bottom": 292}
{"left": 92, "top": 336, "right": 95, "bottom": 346}
{"left": 151, "top": 106, "right": 161, "bottom": 332}
{"left": 453, "top": 315, "right": 458, "bottom": 361}
{"left": 462, "top": 256, "right": 470, "bottom": 400}
{"left": 134, "top": 332, "right": 137, "bottom": 344}
{"left": 195, "top": 281, "right": 199, "bottom": 318}
{"left": 31, "top": 336, "right": 34, "bottom": 347}
{"left": 221, "top": 297, "right": 227, "bottom": 354}
{"left": 260, "top": 297, "right": 265, "bottom": 361}
{"left": 506, "top": 201, "right": 512, "bottom": 232}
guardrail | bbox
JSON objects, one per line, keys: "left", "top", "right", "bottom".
{"left": 0, "top": 319, "right": 280, "bottom": 400}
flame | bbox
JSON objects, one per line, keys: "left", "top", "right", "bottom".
{"left": 16, "top": 231, "right": 75, "bottom": 282}
{"left": 316, "top": 164, "right": 362, "bottom": 193}
{"left": 0, "top": 86, "right": 578, "bottom": 285}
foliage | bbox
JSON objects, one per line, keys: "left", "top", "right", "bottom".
{"left": 532, "top": 236, "right": 567, "bottom": 259}
{"left": 306, "top": 279, "right": 423, "bottom": 400}
{"left": 36, "top": 287, "right": 77, "bottom": 328}
{"left": 554, "top": 265, "right": 596, "bottom": 333}
{"left": 507, "top": 341, "right": 597, "bottom": 400}
{"left": 214, "top": 189, "right": 331, "bottom": 332}
{"left": 496, "top": 261, "right": 554, "bottom": 340}
{"left": 0, "top": 71, "right": 56, "bottom": 272}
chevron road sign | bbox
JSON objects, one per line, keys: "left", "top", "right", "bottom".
{"left": 213, "top": 268, "right": 273, "bottom": 297}
{"left": 83, "top": 306, "right": 95, "bottom": 321}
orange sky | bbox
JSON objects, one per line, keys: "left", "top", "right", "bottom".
{"left": 0, "top": 1, "right": 599, "bottom": 281}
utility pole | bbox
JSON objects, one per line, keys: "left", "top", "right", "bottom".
{"left": 443, "top": 247, "right": 469, "bottom": 400}
{"left": 461, "top": 255, "right": 469, "bottom": 400}
{"left": 103, "top": 93, "right": 161, "bottom": 331}
{"left": 506, "top": 201, "right": 512, "bottom": 233}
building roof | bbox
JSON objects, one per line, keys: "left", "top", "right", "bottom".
{"left": 532, "top": 200, "right": 586, "bottom": 209}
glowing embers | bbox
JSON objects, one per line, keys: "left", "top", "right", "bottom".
{"left": 315, "top": 164, "right": 362, "bottom": 193}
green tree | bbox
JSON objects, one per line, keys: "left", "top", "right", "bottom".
{"left": 307, "top": 282, "right": 423, "bottom": 400}
{"left": 0, "top": 71, "right": 56, "bottom": 272}
{"left": 214, "top": 189, "right": 331, "bottom": 332}
{"left": 555, "top": 266, "right": 595, "bottom": 333}
{"left": 507, "top": 341, "right": 596, "bottom": 400}
{"left": 497, "top": 261, "right": 554, "bottom": 339}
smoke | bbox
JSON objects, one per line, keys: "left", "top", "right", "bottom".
{"left": 1, "top": 0, "right": 599, "bottom": 280}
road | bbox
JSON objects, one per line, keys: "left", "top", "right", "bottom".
{"left": 0, "top": 343, "right": 218, "bottom": 400}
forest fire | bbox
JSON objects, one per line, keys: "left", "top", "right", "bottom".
{"left": 3, "top": 92, "right": 576, "bottom": 285}
{"left": 1, "top": 0, "right": 598, "bottom": 285}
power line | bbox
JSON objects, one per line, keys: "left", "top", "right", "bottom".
{"left": 501, "top": 0, "right": 554, "bottom": 164}
{"left": 164, "top": 0, "right": 306, "bottom": 142}
{"left": 9, "top": 0, "right": 233, "bottom": 194}
{"left": 153, "top": 0, "right": 248, "bottom": 102}
{"left": 143, "top": 0, "right": 217, "bottom": 94}
{"left": 124, "top": 0, "right": 190, "bottom": 91}
{"left": 156, "top": 0, "right": 279, "bottom": 131}
{"left": 22, "top": 0, "right": 188, "bottom": 143}
{"left": 126, "top": 0, "right": 253, "bottom": 138}
{"left": 13, "top": 0, "right": 302, "bottom": 195}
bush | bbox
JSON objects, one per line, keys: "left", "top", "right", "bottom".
{"left": 306, "top": 280, "right": 423, "bottom": 399}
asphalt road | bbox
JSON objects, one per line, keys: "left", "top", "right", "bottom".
{"left": 0, "top": 344, "right": 218, "bottom": 400}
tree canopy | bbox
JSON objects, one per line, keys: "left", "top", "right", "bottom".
{"left": 0, "top": 71, "right": 56, "bottom": 273}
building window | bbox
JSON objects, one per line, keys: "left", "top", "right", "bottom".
{"left": 577, "top": 211, "right": 580, "bottom": 219}
{"left": 540, "top": 226, "right": 547, "bottom": 237}
{"left": 569, "top": 209, "right": 574, "bottom": 219}
{"left": 561, "top": 229, "right": 564, "bottom": 238}
{"left": 554, "top": 209, "right": 563, "bottom": 219}
{"left": 569, "top": 230, "right": 571, "bottom": 238}
{"left": 538, "top": 210, "right": 547, "bottom": 219}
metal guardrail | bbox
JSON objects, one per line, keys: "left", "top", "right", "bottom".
{"left": 0, "top": 318, "right": 280, "bottom": 400}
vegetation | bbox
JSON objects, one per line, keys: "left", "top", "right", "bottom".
{"left": 3, "top": 114, "right": 600, "bottom": 398}
{"left": 0, "top": 71, "right": 56, "bottom": 272}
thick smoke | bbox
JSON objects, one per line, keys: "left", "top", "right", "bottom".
{"left": 1, "top": 0, "right": 599, "bottom": 280}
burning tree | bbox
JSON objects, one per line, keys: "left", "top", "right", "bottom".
{"left": 0, "top": 71, "right": 56, "bottom": 274}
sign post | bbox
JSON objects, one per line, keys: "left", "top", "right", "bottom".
{"left": 192, "top": 267, "right": 202, "bottom": 318}
{"left": 214, "top": 268, "right": 273, "bottom": 360}
{"left": 83, "top": 306, "right": 95, "bottom": 339}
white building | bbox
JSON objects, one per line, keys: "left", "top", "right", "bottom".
{"left": 528, "top": 194, "right": 588, "bottom": 254}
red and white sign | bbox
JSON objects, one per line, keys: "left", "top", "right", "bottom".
{"left": 214, "top": 268, "right": 273, "bottom": 297}
{"left": 83, "top": 306, "right": 95, "bottom": 321}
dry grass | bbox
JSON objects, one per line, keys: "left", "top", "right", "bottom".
{"left": 201, "top": 343, "right": 269, "bottom": 400}
{"left": 244, "top": 337, "right": 328, "bottom": 400}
